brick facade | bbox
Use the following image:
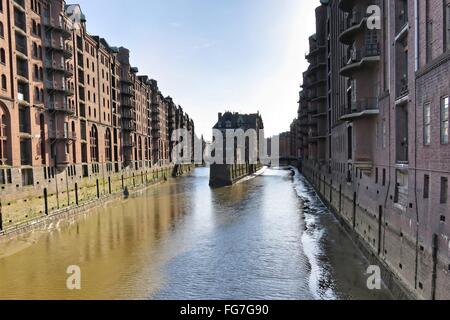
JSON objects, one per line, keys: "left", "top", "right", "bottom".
{"left": 0, "top": 1, "right": 195, "bottom": 227}
{"left": 291, "top": 0, "right": 450, "bottom": 299}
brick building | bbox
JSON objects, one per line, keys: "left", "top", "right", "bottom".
{"left": 0, "top": 0, "right": 195, "bottom": 226}
{"left": 291, "top": 0, "right": 450, "bottom": 299}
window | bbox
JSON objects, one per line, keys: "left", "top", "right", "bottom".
{"left": 0, "top": 22, "right": 3, "bottom": 38}
{"left": 441, "top": 96, "right": 449, "bottom": 144}
{"left": 105, "top": 129, "right": 111, "bottom": 162}
{"left": 32, "top": 43, "right": 38, "bottom": 57}
{"left": 441, "top": 177, "right": 448, "bottom": 204}
{"left": 90, "top": 125, "right": 98, "bottom": 162}
{"left": 424, "top": 175, "right": 430, "bottom": 199}
{"left": 424, "top": 103, "right": 431, "bottom": 145}
{"left": 1, "top": 75, "right": 6, "bottom": 90}
{"left": 0, "top": 105, "right": 9, "bottom": 166}
{"left": 0, "top": 48, "right": 5, "bottom": 64}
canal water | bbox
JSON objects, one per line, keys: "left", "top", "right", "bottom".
{"left": 0, "top": 168, "right": 392, "bottom": 300}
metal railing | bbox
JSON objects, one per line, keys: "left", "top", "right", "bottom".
{"left": 48, "top": 130, "right": 77, "bottom": 140}
{"left": 343, "top": 43, "right": 380, "bottom": 67}
{"left": 344, "top": 97, "right": 378, "bottom": 115}
{"left": 47, "top": 102, "right": 75, "bottom": 113}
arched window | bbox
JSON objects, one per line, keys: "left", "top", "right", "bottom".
{"left": 105, "top": 129, "right": 111, "bottom": 162}
{"left": 0, "top": 104, "right": 10, "bottom": 166}
{"left": 90, "top": 125, "right": 98, "bottom": 162}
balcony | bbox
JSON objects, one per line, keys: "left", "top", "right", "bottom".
{"left": 14, "top": 15, "right": 27, "bottom": 35}
{"left": 121, "top": 87, "right": 133, "bottom": 96}
{"left": 340, "top": 10, "right": 372, "bottom": 45}
{"left": 341, "top": 98, "right": 379, "bottom": 121}
{"left": 15, "top": 43, "right": 28, "bottom": 60}
{"left": 43, "top": 17, "right": 72, "bottom": 39}
{"left": 45, "top": 60, "right": 73, "bottom": 77}
{"left": 122, "top": 140, "right": 135, "bottom": 148}
{"left": 122, "top": 121, "right": 136, "bottom": 131}
{"left": 122, "top": 109, "right": 134, "bottom": 120}
{"left": 49, "top": 130, "right": 77, "bottom": 141}
{"left": 44, "top": 39, "right": 73, "bottom": 58}
{"left": 121, "top": 99, "right": 134, "bottom": 108}
{"left": 47, "top": 101, "right": 75, "bottom": 114}
{"left": 307, "top": 104, "right": 317, "bottom": 114}
{"left": 340, "top": 43, "right": 380, "bottom": 77}
{"left": 305, "top": 44, "right": 326, "bottom": 60}
{"left": 307, "top": 117, "right": 318, "bottom": 126}
{"left": 45, "top": 81, "right": 75, "bottom": 96}
{"left": 396, "top": 76, "right": 409, "bottom": 101}
{"left": 309, "top": 129, "right": 327, "bottom": 142}
{"left": 121, "top": 77, "right": 134, "bottom": 85}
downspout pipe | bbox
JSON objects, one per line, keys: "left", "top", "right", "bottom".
{"left": 413, "top": 0, "right": 420, "bottom": 294}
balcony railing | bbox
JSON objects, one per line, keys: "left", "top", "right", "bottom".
{"left": 45, "top": 81, "right": 75, "bottom": 95}
{"left": 396, "top": 76, "right": 409, "bottom": 99}
{"left": 43, "top": 17, "right": 72, "bottom": 38}
{"left": 341, "top": 43, "right": 380, "bottom": 76}
{"left": 122, "top": 98, "right": 133, "bottom": 108}
{"left": 47, "top": 101, "right": 75, "bottom": 114}
{"left": 341, "top": 98, "right": 379, "bottom": 121}
{"left": 44, "top": 39, "right": 73, "bottom": 57}
{"left": 122, "top": 109, "right": 134, "bottom": 119}
{"left": 339, "top": 7, "right": 378, "bottom": 44}
{"left": 45, "top": 60, "right": 73, "bottom": 76}
{"left": 49, "top": 130, "right": 77, "bottom": 140}
{"left": 121, "top": 87, "right": 133, "bottom": 96}
{"left": 122, "top": 121, "right": 136, "bottom": 131}
{"left": 16, "top": 43, "right": 28, "bottom": 58}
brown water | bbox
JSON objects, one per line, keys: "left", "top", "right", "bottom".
{"left": 0, "top": 168, "right": 392, "bottom": 300}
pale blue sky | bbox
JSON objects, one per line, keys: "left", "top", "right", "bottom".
{"left": 73, "top": 0, "right": 318, "bottom": 138}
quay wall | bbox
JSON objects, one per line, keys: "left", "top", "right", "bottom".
{"left": 209, "top": 163, "right": 263, "bottom": 187}
{"left": 300, "top": 159, "right": 450, "bottom": 300}
{"left": 0, "top": 163, "right": 194, "bottom": 239}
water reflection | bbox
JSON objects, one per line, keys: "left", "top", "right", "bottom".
{"left": 0, "top": 168, "right": 391, "bottom": 300}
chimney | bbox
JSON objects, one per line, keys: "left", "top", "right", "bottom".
{"left": 218, "top": 112, "right": 222, "bottom": 120}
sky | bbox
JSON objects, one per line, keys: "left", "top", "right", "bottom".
{"left": 73, "top": 0, "right": 319, "bottom": 139}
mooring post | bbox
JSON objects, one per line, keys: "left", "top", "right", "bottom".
{"left": 44, "top": 188, "right": 49, "bottom": 216}
{"left": 75, "top": 183, "right": 79, "bottom": 206}
{"left": 0, "top": 202, "right": 3, "bottom": 231}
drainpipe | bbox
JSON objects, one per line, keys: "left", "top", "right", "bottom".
{"left": 414, "top": 0, "right": 419, "bottom": 71}
{"left": 413, "top": 0, "right": 420, "bottom": 292}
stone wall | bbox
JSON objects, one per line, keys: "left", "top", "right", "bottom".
{"left": 0, "top": 164, "right": 194, "bottom": 235}
{"left": 209, "top": 164, "right": 263, "bottom": 187}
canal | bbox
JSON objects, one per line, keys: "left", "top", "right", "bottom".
{"left": 0, "top": 168, "right": 391, "bottom": 300}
